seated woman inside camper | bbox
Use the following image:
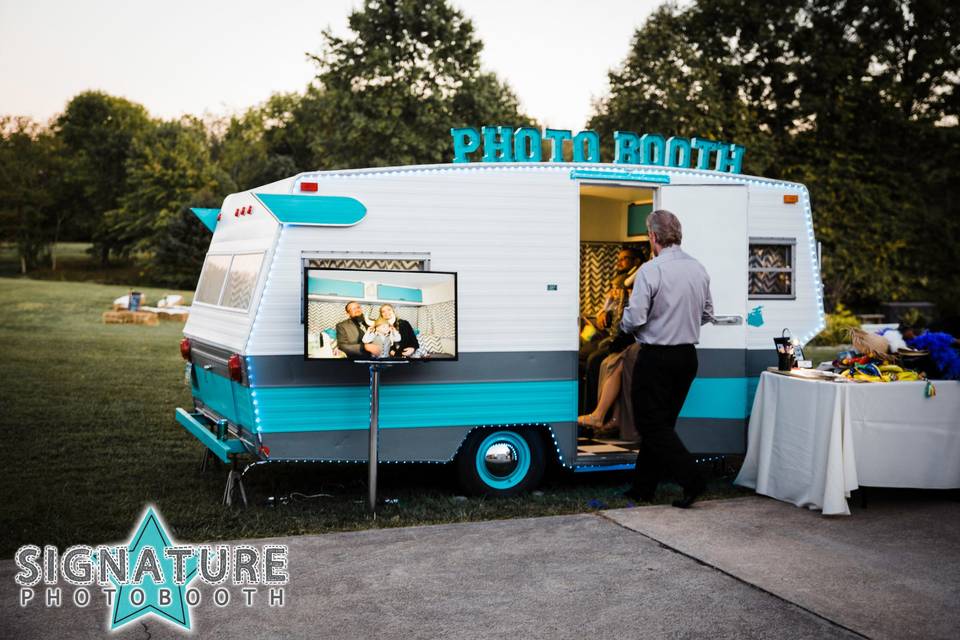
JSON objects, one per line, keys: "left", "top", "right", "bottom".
{"left": 578, "top": 340, "right": 640, "bottom": 440}
{"left": 579, "top": 261, "right": 646, "bottom": 440}
{"left": 377, "top": 303, "right": 419, "bottom": 357}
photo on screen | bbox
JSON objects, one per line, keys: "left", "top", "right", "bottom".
{"left": 303, "top": 268, "right": 458, "bottom": 361}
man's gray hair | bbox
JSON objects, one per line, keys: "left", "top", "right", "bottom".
{"left": 647, "top": 209, "right": 682, "bottom": 247}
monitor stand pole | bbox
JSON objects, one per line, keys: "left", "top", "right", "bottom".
{"left": 357, "top": 360, "right": 407, "bottom": 518}
{"left": 368, "top": 363, "right": 381, "bottom": 516}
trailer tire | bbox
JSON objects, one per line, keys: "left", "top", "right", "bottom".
{"left": 456, "top": 428, "right": 546, "bottom": 496}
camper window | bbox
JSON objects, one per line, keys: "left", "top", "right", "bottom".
{"left": 194, "top": 252, "right": 265, "bottom": 310}
{"left": 748, "top": 239, "right": 795, "bottom": 299}
{"left": 195, "top": 255, "right": 231, "bottom": 305}
{"left": 221, "top": 253, "right": 265, "bottom": 310}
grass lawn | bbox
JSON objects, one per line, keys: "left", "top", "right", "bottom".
{"left": 0, "top": 276, "right": 750, "bottom": 557}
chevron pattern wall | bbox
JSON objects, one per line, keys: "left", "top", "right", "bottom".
{"left": 748, "top": 244, "right": 792, "bottom": 296}
{"left": 579, "top": 243, "right": 621, "bottom": 315}
{"left": 417, "top": 300, "right": 456, "bottom": 338}
{"left": 307, "top": 258, "right": 425, "bottom": 271}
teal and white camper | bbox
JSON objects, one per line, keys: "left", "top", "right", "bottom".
{"left": 175, "top": 127, "right": 825, "bottom": 500}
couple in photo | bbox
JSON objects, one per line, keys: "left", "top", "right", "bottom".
{"left": 335, "top": 301, "right": 419, "bottom": 359}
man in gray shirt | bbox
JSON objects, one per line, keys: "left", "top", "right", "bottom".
{"left": 620, "top": 209, "right": 714, "bottom": 508}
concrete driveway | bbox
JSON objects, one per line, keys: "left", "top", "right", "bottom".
{"left": 2, "top": 492, "right": 957, "bottom": 639}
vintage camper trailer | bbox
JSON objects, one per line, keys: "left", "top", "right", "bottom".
{"left": 176, "top": 153, "right": 825, "bottom": 498}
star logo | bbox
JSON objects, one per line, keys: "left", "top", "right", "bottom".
{"left": 103, "top": 506, "right": 199, "bottom": 631}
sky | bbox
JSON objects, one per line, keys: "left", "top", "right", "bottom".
{"left": 0, "top": 0, "right": 666, "bottom": 131}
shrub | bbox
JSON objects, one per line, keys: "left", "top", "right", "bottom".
{"left": 809, "top": 303, "right": 861, "bottom": 345}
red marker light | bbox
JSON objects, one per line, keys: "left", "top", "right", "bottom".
{"left": 259, "top": 445, "right": 271, "bottom": 458}
{"left": 234, "top": 208, "right": 240, "bottom": 217}
{"left": 179, "top": 337, "right": 192, "bottom": 362}
{"left": 300, "top": 182, "right": 318, "bottom": 192}
{"left": 216, "top": 213, "right": 221, "bottom": 221}
{"left": 227, "top": 354, "right": 243, "bottom": 382}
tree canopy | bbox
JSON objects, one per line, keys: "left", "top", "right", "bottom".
{"left": 307, "top": 0, "right": 531, "bottom": 167}
{"left": 589, "top": 0, "right": 959, "bottom": 313}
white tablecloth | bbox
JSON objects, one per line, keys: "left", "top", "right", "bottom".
{"left": 735, "top": 372, "right": 960, "bottom": 515}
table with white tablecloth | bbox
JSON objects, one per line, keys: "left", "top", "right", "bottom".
{"left": 735, "top": 371, "right": 960, "bottom": 515}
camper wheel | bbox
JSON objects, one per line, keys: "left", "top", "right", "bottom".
{"left": 456, "top": 428, "right": 546, "bottom": 496}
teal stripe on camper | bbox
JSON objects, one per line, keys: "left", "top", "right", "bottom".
{"left": 255, "top": 193, "right": 366, "bottom": 225}
{"left": 251, "top": 380, "right": 578, "bottom": 433}
{"left": 569, "top": 169, "right": 671, "bottom": 184}
{"left": 193, "top": 376, "right": 754, "bottom": 434}
{"left": 189, "top": 366, "right": 255, "bottom": 426}
{"left": 190, "top": 207, "right": 220, "bottom": 232}
{"left": 678, "top": 378, "right": 750, "bottom": 420}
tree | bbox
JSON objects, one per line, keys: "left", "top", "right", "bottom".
{"left": 53, "top": 91, "right": 154, "bottom": 264}
{"left": 307, "top": 0, "right": 532, "bottom": 168}
{"left": 259, "top": 90, "right": 327, "bottom": 172}
{"left": 212, "top": 101, "right": 300, "bottom": 192}
{"left": 0, "top": 117, "right": 63, "bottom": 273}
{"left": 588, "top": 0, "right": 960, "bottom": 315}
{"left": 109, "top": 117, "right": 228, "bottom": 285}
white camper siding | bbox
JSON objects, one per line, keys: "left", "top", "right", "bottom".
{"left": 247, "top": 169, "right": 580, "bottom": 356}
{"left": 745, "top": 185, "right": 824, "bottom": 348}
{"left": 183, "top": 193, "right": 280, "bottom": 352}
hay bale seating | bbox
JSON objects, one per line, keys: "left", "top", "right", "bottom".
{"left": 102, "top": 310, "right": 159, "bottom": 326}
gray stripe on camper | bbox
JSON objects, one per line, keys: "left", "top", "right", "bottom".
{"left": 695, "top": 349, "right": 745, "bottom": 377}
{"left": 246, "top": 349, "right": 751, "bottom": 387}
{"left": 260, "top": 422, "right": 579, "bottom": 465}
{"left": 256, "top": 419, "right": 744, "bottom": 463}
{"left": 249, "top": 352, "right": 579, "bottom": 387}
{"left": 746, "top": 349, "right": 778, "bottom": 376}
{"left": 677, "top": 418, "right": 747, "bottom": 455}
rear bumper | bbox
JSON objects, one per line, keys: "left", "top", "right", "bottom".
{"left": 175, "top": 408, "right": 249, "bottom": 463}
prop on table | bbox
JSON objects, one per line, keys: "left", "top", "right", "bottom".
{"left": 831, "top": 346, "right": 923, "bottom": 383}
{"left": 773, "top": 329, "right": 796, "bottom": 371}
{"left": 836, "top": 361, "right": 921, "bottom": 382}
{"left": 849, "top": 327, "right": 894, "bottom": 361}
{"left": 877, "top": 327, "right": 909, "bottom": 352}
{"left": 906, "top": 331, "right": 960, "bottom": 380}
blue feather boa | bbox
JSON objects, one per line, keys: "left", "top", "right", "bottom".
{"left": 907, "top": 332, "right": 960, "bottom": 380}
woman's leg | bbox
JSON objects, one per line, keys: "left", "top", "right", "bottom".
{"left": 579, "top": 360, "right": 623, "bottom": 426}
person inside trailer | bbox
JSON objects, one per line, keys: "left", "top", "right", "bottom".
{"left": 579, "top": 248, "right": 643, "bottom": 432}
{"left": 335, "top": 301, "right": 380, "bottom": 358}
{"left": 376, "top": 303, "right": 419, "bottom": 357}
{"left": 363, "top": 317, "right": 401, "bottom": 359}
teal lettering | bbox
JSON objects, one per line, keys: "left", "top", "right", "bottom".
{"left": 450, "top": 127, "right": 480, "bottom": 163}
{"left": 666, "top": 136, "right": 692, "bottom": 168}
{"left": 690, "top": 137, "right": 720, "bottom": 170}
{"left": 544, "top": 129, "right": 572, "bottom": 162}
{"left": 482, "top": 126, "right": 515, "bottom": 162}
{"left": 573, "top": 130, "right": 600, "bottom": 162}
{"left": 614, "top": 131, "right": 641, "bottom": 164}
{"left": 639, "top": 134, "right": 666, "bottom": 165}
{"left": 714, "top": 143, "right": 745, "bottom": 174}
{"left": 514, "top": 127, "right": 543, "bottom": 162}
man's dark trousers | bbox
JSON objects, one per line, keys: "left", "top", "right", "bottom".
{"left": 630, "top": 343, "right": 704, "bottom": 496}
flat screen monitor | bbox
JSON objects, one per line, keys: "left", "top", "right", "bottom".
{"left": 303, "top": 268, "right": 458, "bottom": 362}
